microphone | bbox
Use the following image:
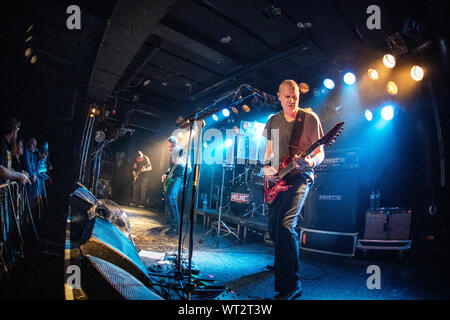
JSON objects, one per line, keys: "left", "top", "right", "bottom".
{"left": 242, "top": 84, "right": 278, "bottom": 105}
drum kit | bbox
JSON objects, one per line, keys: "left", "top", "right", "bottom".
{"left": 221, "top": 162, "right": 269, "bottom": 219}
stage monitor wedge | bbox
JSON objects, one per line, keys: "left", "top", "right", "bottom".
{"left": 82, "top": 255, "right": 163, "bottom": 300}
{"left": 79, "top": 217, "right": 152, "bottom": 288}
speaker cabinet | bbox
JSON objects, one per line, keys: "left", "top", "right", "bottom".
{"left": 69, "top": 187, "right": 97, "bottom": 239}
{"left": 79, "top": 217, "right": 152, "bottom": 287}
{"left": 363, "top": 208, "right": 412, "bottom": 240}
{"left": 303, "top": 170, "right": 363, "bottom": 233}
{"left": 81, "top": 255, "right": 163, "bottom": 300}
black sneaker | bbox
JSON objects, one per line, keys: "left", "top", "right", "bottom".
{"left": 274, "top": 282, "right": 302, "bottom": 300}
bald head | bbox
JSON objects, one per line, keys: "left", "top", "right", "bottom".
{"left": 278, "top": 80, "right": 299, "bottom": 93}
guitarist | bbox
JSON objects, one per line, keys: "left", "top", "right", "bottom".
{"left": 263, "top": 79, "right": 325, "bottom": 300}
{"left": 131, "top": 150, "right": 152, "bottom": 208}
{"left": 162, "top": 136, "right": 187, "bottom": 235}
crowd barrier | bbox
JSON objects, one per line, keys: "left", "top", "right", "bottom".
{"left": 0, "top": 181, "right": 43, "bottom": 280}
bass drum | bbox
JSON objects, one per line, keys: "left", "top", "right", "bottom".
{"left": 229, "top": 183, "right": 251, "bottom": 215}
{"left": 229, "top": 183, "right": 267, "bottom": 217}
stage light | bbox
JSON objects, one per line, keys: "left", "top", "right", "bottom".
{"left": 343, "top": 72, "right": 356, "bottom": 85}
{"left": 323, "top": 79, "right": 335, "bottom": 90}
{"left": 222, "top": 109, "right": 230, "bottom": 117}
{"left": 383, "top": 54, "right": 396, "bottom": 68}
{"left": 368, "top": 68, "right": 379, "bottom": 80}
{"left": 386, "top": 81, "right": 398, "bottom": 96}
{"left": 410, "top": 65, "right": 424, "bottom": 81}
{"left": 242, "top": 105, "right": 250, "bottom": 112}
{"left": 231, "top": 106, "right": 239, "bottom": 114}
{"left": 25, "top": 48, "right": 32, "bottom": 57}
{"left": 381, "top": 105, "right": 394, "bottom": 121}
{"left": 212, "top": 114, "right": 219, "bottom": 121}
{"left": 299, "top": 82, "right": 310, "bottom": 94}
{"left": 225, "top": 139, "right": 233, "bottom": 148}
{"left": 365, "top": 110, "right": 373, "bottom": 122}
{"left": 30, "top": 55, "right": 37, "bottom": 64}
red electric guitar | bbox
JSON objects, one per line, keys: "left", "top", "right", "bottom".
{"left": 264, "top": 121, "right": 345, "bottom": 204}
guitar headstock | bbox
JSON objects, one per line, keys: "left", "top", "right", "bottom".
{"left": 320, "top": 121, "right": 345, "bottom": 148}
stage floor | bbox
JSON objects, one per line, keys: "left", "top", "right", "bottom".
{"left": 123, "top": 205, "right": 450, "bottom": 300}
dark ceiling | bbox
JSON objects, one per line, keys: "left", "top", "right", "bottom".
{"left": 88, "top": 0, "right": 398, "bottom": 114}
{"left": 2, "top": 0, "right": 446, "bottom": 122}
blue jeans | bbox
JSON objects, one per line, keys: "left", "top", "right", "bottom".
{"left": 268, "top": 174, "right": 311, "bottom": 293}
{"left": 165, "top": 176, "right": 183, "bottom": 228}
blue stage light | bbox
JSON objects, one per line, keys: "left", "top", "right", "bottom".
{"left": 381, "top": 105, "right": 394, "bottom": 121}
{"left": 222, "top": 109, "right": 230, "bottom": 117}
{"left": 343, "top": 72, "right": 356, "bottom": 85}
{"left": 365, "top": 110, "right": 373, "bottom": 121}
{"left": 225, "top": 139, "right": 233, "bottom": 148}
{"left": 212, "top": 114, "right": 219, "bottom": 121}
{"left": 323, "top": 79, "right": 335, "bottom": 90}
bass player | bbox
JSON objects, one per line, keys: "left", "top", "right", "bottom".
{"left": 162, "top": 136, "right": 187, "bottom": 235}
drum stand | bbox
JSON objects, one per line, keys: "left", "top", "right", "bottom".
{"left": 200, "top": 163, "right": 239, "bottom": 246}
{"left": 242, "top": 202, "right": 266, "bottom": 218}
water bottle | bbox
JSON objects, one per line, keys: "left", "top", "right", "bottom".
{"left": 369, "top": 189, "right": 375, "bottom": 210}
{"left": 375, "top": 189, "right": 381, "bottom": 209}
{"left": 201, "top": 193, "right": 208, "bottom": 209}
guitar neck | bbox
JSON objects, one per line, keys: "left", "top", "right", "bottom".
{"left": 278, "top": 140, "right": 322, "bottom": 179}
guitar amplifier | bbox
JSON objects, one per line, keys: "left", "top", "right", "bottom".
{"left": 315, "top": 147, "right": 361, "bottom": 172}
{"left": 363, "top": 207, "right": 412, "bottom": 240}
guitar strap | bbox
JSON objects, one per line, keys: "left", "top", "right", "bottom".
{"left": 288, "top": 108, "right": 306, "bottom": 156}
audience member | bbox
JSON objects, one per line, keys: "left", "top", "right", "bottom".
{"left": 23, "top": 137, "right": 40, "bottom": 199}
{"left": 12, "top": 137, "right": 25, "bottom": 173}
{"left": 0, "top": 117, "right": 29, "bottom": 185}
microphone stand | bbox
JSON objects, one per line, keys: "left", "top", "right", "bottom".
{"left": 174, "top": 87, "right": 258, "bottom": 299}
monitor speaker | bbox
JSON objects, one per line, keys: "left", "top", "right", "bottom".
{"left": 303, "top": 170, "right": 363, "bottom": 233}
{"left": 79, "top": 217, "right": 152, "bottom": 288}
{"left": 69, "top": 186, "right": 97, "bottom": 239}
{"left": 81, "top": 255, "right": 163, "bottom": 300}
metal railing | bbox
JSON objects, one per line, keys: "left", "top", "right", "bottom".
{"left": 0, "top": 181, "right": 40, "bottom": 280}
